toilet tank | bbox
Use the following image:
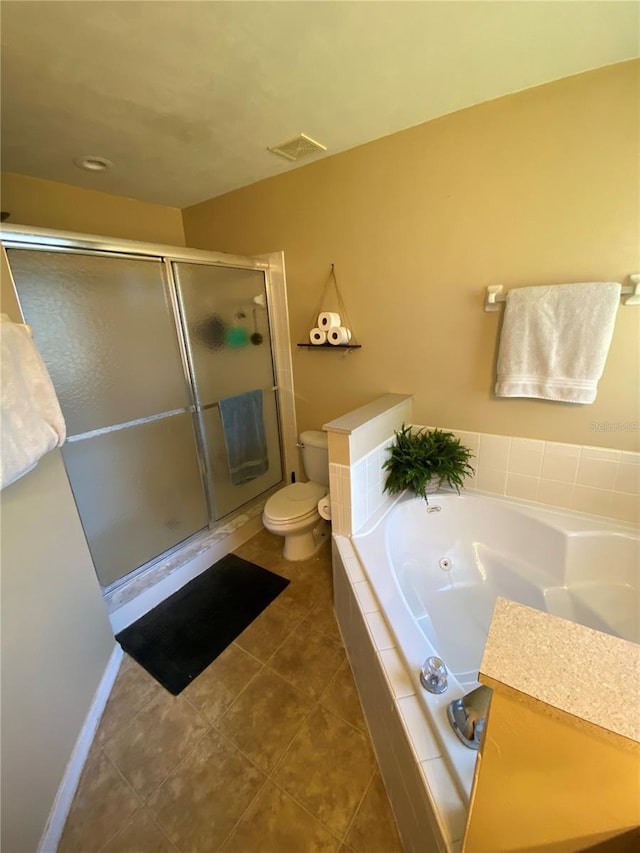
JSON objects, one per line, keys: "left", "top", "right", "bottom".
{"left": 300, "top": 430, "right": 329, "bottom": 487}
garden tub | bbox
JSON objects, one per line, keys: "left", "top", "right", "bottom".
{"left": 352, "top": 490, "right": 639, "bottom": 798}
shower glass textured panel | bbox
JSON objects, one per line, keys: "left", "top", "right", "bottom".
{"left": 172, "top": 263, "right": 276, "bottom": 405}
{"left": 173, "top": 262, "right": 283, "bottom": 518}
{"left": 8, "top": 249, "right": 190, "bottom": 435}
{"left": 198, "top": 389, "right": 283, "bottom": 518}
{"left": 62, "top": 414, "right": 208, "bottom": 587}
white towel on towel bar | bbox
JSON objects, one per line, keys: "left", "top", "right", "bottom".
{"left": 494, "top": 282, "right": 621, "bottom": 404}
{"left": 1, "top": 314, "right": 66, "bottom": 489}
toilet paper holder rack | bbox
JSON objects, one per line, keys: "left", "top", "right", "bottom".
{"left": 298, "top": 263, "right": 361, "bottom": 350}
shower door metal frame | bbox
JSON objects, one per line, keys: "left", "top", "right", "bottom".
{"left": 1, "top": 223, "right": 294, "bottom": 539}
{"left": 163, "top": 256, "right": 283, "bottom": 525}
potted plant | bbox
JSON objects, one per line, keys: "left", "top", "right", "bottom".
{"left": 382, "top": 424, "right": 475, "bottom": 502}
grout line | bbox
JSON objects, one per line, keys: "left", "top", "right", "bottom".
{"left": 94, "top": 806, "right": 144, "bottom": 853}
{"left": 211, "top": 772, "right": 271, "bottom": 853}
{"left": 92, "top": 748, "right": 147, "bottom": 853}
{"left": 262, "top": 695, "right": 376, "bottom": 844}
{"left": 340, "top": 765, "right": 378, "bottom": 845}
{"left": 206, "top": 662, "right": 267, "bottom": 728}
{"left": 101, "top": 689, "right": 215, "bottom": 807}
{"left": 139, "top": 721, "right": 214, "bottom": 806}
{"left": 268, "top": 776, "right": 346, "bottom": 847}
{"left": 262, "top": 650, "right": 344, "bottom": 707}
{"left": 145, "top": 808, "right": 182, "bottom": 852}
{"left": 99, "top": 744, "right": 146, "bottom": 810}
{"left": 260, "top": 696, "right": 319, "bottom": 779}
{"left": 317, "top": 684, "right": 369, "bottom": 739}
{"left": 98, "top": 670, "right": 166, "bottom": 747}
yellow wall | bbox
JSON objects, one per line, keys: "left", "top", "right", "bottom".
{"left": 183, "top": 61, "right": 640, "bottom": 451}
{"left": 463, "top": 681, "right": 640, "bottom": 852}
{"left": 1, "top": 249, "right": 115, "bottom": 851}
{"left": 1, "top": 172, "right": 185, "bottom": 245}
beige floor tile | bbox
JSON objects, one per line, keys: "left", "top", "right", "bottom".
{"left": 320, "top": 660, "right": 367, "bottom": 732}
{"left": 346, "top": 770, "right": 403, "bottom": 853}
{"left": 103, "top": 692, "right": 209, "bottom": 800}
{"left": 182, "top": 643, "right": 262, "bottom": 724}
{"left": 217, "top": 667, "right": 313, "bottom": 773}
{"left": 305, "top": 597, "right": 342, "bottom": 640}
{"left": 266, "top": 542, "right": 333, "bottom": 618}
{"left": 306, "top": 551, "right": 334, "bottom": 603}
{"left": 62, "top": 530, "right": 387, "bottom": 852}
{"left": 267, "top": 622, "right": 345, "bottom": 701}
{"left": 58, "top": 746, "right": 140, "bottom": 853}
{"left": 234, "top": 529, "right": 285, "bottom": 568}
{"left": 284, "top": 545, "right": 333, "bottom": 593}
{"left": 271, "top": 572, "right": 322, "bottom": 620}
{"left": 234, "top": 601, "right": 303, "bottom": 662}
{"left": 97, "top": 654, "right": 163, "bottom": 743}
{"left": 273, "top": 706, "right": 377, "bottom": 838}
{"left": 220, "top": 780, "right": 341, "bottom": 853}
{"left": 100, "top": 808, "right": 176, "bottom": 853}
{"left": 148, "top": 728, "right": 266, "bottom": 853}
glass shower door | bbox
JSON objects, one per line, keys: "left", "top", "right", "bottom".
{"left": 172, "top": 262, "right": 283, "bottom": 519}
{"left": 8, "top": 248, "right": 209, "bottom": 588}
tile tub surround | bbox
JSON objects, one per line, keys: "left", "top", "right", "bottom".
{"left": 333, "top": 535, "right": 466, "bottom": 853}
{"left": 324, "top": 393, "right": 413, "bottom": 536}
{"left": 332, "top": 417, "right": 639, "bottom": 537}
{"left": 444, "top": 428, "right": 639, "bottom": 525}
{"left": 60, "top": 530, "right": 403, "bottom": 853}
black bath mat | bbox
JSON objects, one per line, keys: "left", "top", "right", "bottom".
{"left": 115, "top": 554, "right": 289, "bottom": 695}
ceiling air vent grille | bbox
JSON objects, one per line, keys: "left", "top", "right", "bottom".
{"left": 268, "top": 133, "right": 327, "bottom": 162}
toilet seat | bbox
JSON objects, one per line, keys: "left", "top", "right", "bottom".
{"left": 264, "top": 481, "right": 327, "bottom": 523}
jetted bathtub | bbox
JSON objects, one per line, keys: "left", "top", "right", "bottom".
{"left": 352, "top": 490, "right": 639, "bottom": 799}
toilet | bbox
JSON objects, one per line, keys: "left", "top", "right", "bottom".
{"left": 262, "top": 430, "right": 329, "bottom": 561}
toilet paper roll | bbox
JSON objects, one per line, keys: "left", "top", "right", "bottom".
{"left": 318, "top": 312, "right": 341, "bottom": 330}
{"left": 309, "top": 327, "right": 327, "bottom": 345}
{"left": 327, "top": 326, "right": 352, "bottom": 345}
{"left": 318, "top": 495, "right": 332, "bottom": 521}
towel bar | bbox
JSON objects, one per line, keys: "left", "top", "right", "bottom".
{"left": 485, "top": 274, "right": 640, "bottom": 312}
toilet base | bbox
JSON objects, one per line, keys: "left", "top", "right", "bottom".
{"left": 282, "top": 521, "right": 330, "bottom": 561}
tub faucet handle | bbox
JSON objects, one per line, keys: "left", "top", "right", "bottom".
{"left": 420, "top": 656, "right": 448, "bottom": 694}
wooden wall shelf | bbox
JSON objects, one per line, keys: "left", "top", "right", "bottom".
{"left": 297, "top": 343, "right": 362, "bottom": 349}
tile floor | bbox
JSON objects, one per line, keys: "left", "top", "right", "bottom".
{"left": 59, "top": 530, "right": 403, "bottom": 853}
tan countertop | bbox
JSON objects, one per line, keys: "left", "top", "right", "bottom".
{"left": 480, "top": 597, "right": 640, "bottom": 743}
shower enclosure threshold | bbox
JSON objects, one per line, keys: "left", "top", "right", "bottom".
{"left": 104, "top": 488, "right": 277, "bottom": 633}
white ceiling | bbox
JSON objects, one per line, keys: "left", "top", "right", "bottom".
{"left": 1, "top": 1, "right": 638, "bottom": 209}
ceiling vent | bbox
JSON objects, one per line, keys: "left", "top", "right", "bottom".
{"left": 268, "top": 133, "right": 327, "bottom": 162}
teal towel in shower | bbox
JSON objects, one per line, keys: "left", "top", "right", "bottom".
{"left": 218, "top": 390, "right": 269, "bottom": 485}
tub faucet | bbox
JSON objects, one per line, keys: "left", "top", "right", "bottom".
{"left": 447, "top": 685, "right": 492, "bottom": 749}
{"left": 420, "top": 656, "right": 448, "bottom": 694}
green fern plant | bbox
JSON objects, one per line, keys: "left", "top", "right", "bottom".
{"left": 382, "top": 424, "right": 475, "bottom": 502}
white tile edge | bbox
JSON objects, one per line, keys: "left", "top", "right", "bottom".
{"left": 337, "top": 545, "right": 462, "bottom": 852}
{"left": 419, "top": 758, "right": 468, "bottom": 845}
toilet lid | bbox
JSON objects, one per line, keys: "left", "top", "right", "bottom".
{"left": 265, "top": 482, "right": 327, "bottom": 522}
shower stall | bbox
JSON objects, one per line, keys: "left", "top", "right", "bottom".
{"left": 1, "top": 226, "right": 296, "bottom": 591}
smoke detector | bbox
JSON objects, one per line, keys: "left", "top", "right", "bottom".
{"left": 268, "top": 133, "right": 327, "bottom": 162}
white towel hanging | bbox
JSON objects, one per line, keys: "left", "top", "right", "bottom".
{"left": 494, "top": 282, "right": 621, "bottom": 404}
{"left": 1, "top": 314, "right": 66, "bottom": 489}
